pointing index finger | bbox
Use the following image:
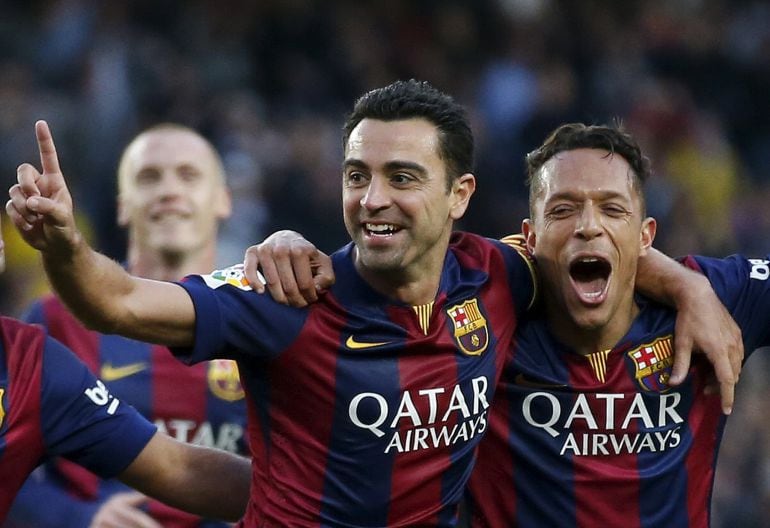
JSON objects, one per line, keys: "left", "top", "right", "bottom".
{"left": 35, "top": 120, "right": 62, "bottom": 175}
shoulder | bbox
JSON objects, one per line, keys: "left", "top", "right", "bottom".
{"left": 0, "top": 316, "right": 45, "bottom": 347}
{"left": 449, "top": 232, "right": 502, "bottom": 264}
{"left": 450, "top": 231, "right": 531, "bottom": 262}
{"left": 190, "top": 264, "right": 254, "bottom": 292}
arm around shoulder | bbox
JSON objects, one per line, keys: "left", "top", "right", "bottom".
{"left": 636, "top": 247, "right": 743, "bottom": 414}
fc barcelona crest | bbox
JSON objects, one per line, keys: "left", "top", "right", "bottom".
{"left": 627, "top": 335, "right": 675, "bottom": 392}
{"left": 446, "top": 299, "right": 489, "bottom": 356}
{"left": 208, "top": 360, "right": 245, "bottom": 401}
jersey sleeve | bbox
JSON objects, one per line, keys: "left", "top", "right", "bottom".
{"left": 172, "top": 264, "right": 309, "bottom": 364}
{"left": 497, "top": 234, "right": 538, "bottom": 314}
{"left": 39, "top": 336, "right": 157, "bottom": 478}
{"left": 683, "top": 254, "right": 770, "bottom": 354}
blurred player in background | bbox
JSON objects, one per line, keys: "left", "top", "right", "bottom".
{"left": 8, "top": 124, "right": 248, "bottom": 528}
{"left": 0, "top": 211, "right": 251, "bottom": 526}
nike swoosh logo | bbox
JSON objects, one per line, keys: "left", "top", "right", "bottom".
{"left": 345, "top": 336, "right": 392, "bottom": 350}
{"left": 101, "top": 362, "right": 148, "bottom": 382}
{"left": 513, "top": 373, "right": 567, "bottom": 389}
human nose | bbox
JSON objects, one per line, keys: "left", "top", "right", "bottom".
{"left": 574, "top": 203, "right": 603, "bottom": 240}
{"left": 157, "top": 172, "right": 184, "bottom": 198}
{"left": 360, "top": 177, "right": 391, "bottom": 211}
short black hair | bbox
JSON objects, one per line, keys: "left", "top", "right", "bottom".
{"left": 526, "top": 122, "right": 651, "bottom": 215}
{"left": 342, "top": 79, "right": 474, "bottom": 190}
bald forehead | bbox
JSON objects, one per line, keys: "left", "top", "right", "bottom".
{"left": 119, "top": 128, "right": 225, "bottom": 192}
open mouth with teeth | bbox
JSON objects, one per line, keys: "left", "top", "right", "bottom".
{"left": 150, "top": 210, "right": 191, "bottom": 221}
{"left": 569, "top": 256, "right": 612, "bottom": 305}
{"left": 364, "top": 223, "right": 400, "bottom": 236}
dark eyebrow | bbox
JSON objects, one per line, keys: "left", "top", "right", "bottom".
{"left": 343, "top": 158, "right": 427, "bottom": 176}
{"left": 343, "top": 159, "right": 368, "bottom": 171}
{"left": 546, "top": 190, "right": 631, "bottom": 204}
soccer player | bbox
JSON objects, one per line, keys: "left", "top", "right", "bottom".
{"left": 0, "top": 215, "right": 250, "bottom": 525}
{"left": 7, "top": 124, "right": 248, "bottom": 528}
{"left": 7, "top": 82, "right": 739, "bottom": 526}
{"left": 463, "top": 123, "right": 765, "bottom": 527}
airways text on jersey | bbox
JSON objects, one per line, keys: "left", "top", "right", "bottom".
{"left": 522, "top": 390, "right": 685, "bottom": 456}
{"left": 349, "top": 376, "right": 490, "bottom": 453}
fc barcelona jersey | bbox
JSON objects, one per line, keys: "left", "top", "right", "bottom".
{"left": 8, "top": 296, "right": 248, "bottom": 528}
{"left": 467, "top": 254, "right": 770, "bottom": 528}
{"left": 175, "top": 232, "right": 535, "bottom": 527}
{"left": 0, "top": 317, "right": 156, "bottom": 522}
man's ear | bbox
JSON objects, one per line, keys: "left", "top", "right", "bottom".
{"left": 639, "top": 216, "right": 657, "bottom": 255}
{"left": 449, "top": 173, "right": 476, "bottom": 220}
{"left": 522, "top": 218, "right": 536, "bottom": 255}
{"left": 216, "top": 187, "right": 233, "bottom": 220}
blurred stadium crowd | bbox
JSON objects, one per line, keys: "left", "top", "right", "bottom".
{"left": 1, "top": 0, "right": 769, "bottom": 525}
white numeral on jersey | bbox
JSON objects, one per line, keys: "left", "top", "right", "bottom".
{"left": 84, "top": 380, "right": 120, "bottom": 415}
{"left": 749, "top": 259, "right": 770, "bottom": 280}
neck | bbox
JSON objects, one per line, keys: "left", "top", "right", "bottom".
{"left": 126, "top": 242, "right": 218, "bottom": 281}
{"left": 544, "top": 297, "right": 639, "bottom": 356}
{"left": 363, "top": 270, "right": 441, "bottom": 306}
{"left": 354, "top": 254, "right": 444, "bottom": 306}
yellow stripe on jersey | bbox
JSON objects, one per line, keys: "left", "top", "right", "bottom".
{"left": 412, "top": 302, "right": 434, "bottom": 335}
{"left": 586, "top": 349, "right": 612, "bottom": 383}
{"left": 651, "top": 336, "right": 674, "bottom": 361}
{"left": 499, "top": 233, "right": 538, "bottom": 310}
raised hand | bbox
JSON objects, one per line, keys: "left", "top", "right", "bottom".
{"left": 6, "top": 120, "right": 81, "bottom": 255}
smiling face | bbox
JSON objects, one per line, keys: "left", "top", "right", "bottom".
{"left": 342, "top": 118, "right": 474, "bottom": 293}
{"left": 117, "top": 128, "right": 231, "bottom": 259}
{"left": 523, "top": 148, "right": 656, "bottom": 349}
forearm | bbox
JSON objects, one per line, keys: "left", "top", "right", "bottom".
{"left": 41, "top": 234, "right": 135, "bottom": 334}
{"left": 636, "top": 247, "right": 743, "bottom": 413}
{"left": 171, "top": 444, "right": 251, "bottom": 521}
{"left": 41, "top": 236, "right": 195, "bottom": 346}
{"left": 121, "top": 434, "right": 251, "bottom": 522}
{"left": 636, "top": 247, "right": 709, "bottom": 305}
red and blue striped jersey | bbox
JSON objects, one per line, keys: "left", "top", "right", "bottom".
{"left": 467, "top": 254, "right": 770, "bottom": 528}
{"left": 174, "top": 232, "right": 536, "bottom": 527}
{"left": 0, "top": 316, "right": 156, "bottom": 523}
{"left": 8, "top": 296, "right": 248, "bottom": 528}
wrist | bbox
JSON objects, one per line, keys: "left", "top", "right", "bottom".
{"left": 670, "top": 269, "right": 710, "bottom": 307}
{"left": 47, "top": 227, "right": 85, "bottom": 262}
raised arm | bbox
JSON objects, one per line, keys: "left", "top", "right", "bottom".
{"left": 118, "top": 432, "right": 250, "bottom": 522}
{"left": 637, "top": 247, "right": 743, "bottom": 414}
{"left": 6, "top": 121, "right": 194, "bottom": 346}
